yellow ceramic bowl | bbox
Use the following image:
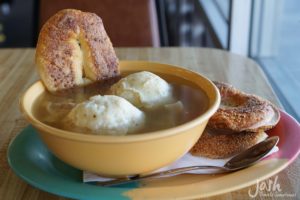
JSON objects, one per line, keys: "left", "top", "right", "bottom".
{"left": 20, "top": 61, "right": 220, "bottom": 177}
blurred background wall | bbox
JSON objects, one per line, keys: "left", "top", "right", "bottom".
{"left": 0, "top": 0, "right": 299, "bottom": 122}
{"left": 0, "top": 0, "right": 37, "bottom": 47}
{"left": 0, "top": 0, "right": 215, "bottom": 48}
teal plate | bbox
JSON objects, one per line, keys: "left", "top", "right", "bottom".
{"left": 7, "top": 111, "right": 300, "bottom": 199}
{"left": 7, "top": 126, "right": 136, "bottom": 200}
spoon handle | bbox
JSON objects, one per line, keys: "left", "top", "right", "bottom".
{"left": 98, "top": 165, "right": 226, "bottom": 186}
{"left": 98, "top": 136, "right": 279, "bottom": 187}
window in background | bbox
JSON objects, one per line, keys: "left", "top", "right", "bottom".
{"left": 157, "top": 0, "right": 227, "bottom": 47}
{"left": 158, "top": 0, "right": 206, "bottom": 46}
{"left": 197, "top": 0, "right": 252, "bottom": 55}
{"left": 196, "top": 0, "right": 230, "bottom": 48}
{"left": 250, "top": 0, "right": 300, "bottom": 121}
{"left": 197, "top": 0, "right": 300, "bottom": 121}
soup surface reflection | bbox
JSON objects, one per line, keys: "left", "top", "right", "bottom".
{"left": 33, "top": 79, "right": 209, "bottom": 135}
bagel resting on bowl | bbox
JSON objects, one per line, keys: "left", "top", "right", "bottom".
{"left": 35, "top": 9, "right": 119, "bottom": 92}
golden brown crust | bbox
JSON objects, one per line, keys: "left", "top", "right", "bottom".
{"left": 36, "top": 9, "right": 119, "bottom": 92}
{"left": 190, "top": 129, "right": 268, "bottom": 159}
{"left": 208, "top": 81, "right": 280, "bottom": 133}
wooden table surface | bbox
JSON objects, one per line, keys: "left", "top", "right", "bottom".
{"left": 0, "top": 48, "right": 299, "bottom": 199}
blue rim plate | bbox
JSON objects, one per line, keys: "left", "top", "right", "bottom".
{"left": 7, "top": 126, "right": 136, "bottom": 200}
{"left": 7, "top": 110, "right": 300, "bottom": 199}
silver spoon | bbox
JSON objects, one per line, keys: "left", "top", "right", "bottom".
{"left": 98, "top": 136, "right": 279, "bottom": 187}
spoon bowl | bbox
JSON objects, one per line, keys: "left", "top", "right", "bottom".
{"left": 224, "top": 136, "right": 279, "bottom": 170}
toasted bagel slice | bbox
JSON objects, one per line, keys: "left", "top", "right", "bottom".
{"left": 36, "top": 9, "right": 119, "bottom": 92}
{"left": 208, "top": 81, "right": 280, "bottom": 133}
{"left": 190, "top": 129, "right": 268, "bottom": 159}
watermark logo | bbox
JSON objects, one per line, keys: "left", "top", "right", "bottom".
{"left": 248, "top": 176, "right": 296, "bottom": 198}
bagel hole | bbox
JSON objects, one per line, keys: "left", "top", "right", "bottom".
{"left": 221, "top": 97, "right": 246, "bottom": 108}
{"left": 77, "top": 39, "right": 81, "bottom": 48}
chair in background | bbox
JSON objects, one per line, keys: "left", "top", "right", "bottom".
{"left": 39, "top": 0, "right": 160, "bottom": 47}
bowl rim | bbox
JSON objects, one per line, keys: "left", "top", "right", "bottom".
{"left": 20, "top": 61, "right": 220, "bottom": 143}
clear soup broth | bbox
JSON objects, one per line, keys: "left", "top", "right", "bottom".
{"left": 33, "top": 76, "right": 209, "bottom": 135}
